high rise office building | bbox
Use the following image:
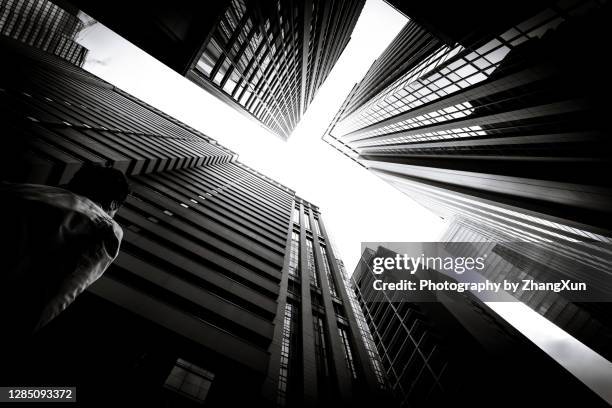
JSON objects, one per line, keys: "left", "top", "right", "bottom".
{"left": 351, "top": 245, "right": 609, "bottom": 407}
{"left": 56, "top": 0, "right": 366, "bottom": 139}
{"left": 0, "top": 0, "right": 88, "bottom": 66}
{"left": 0, "top": 37, "right": 382, "bottom": 406}
{"left": 324, "top": 0, "right": 612, "bottom": 239}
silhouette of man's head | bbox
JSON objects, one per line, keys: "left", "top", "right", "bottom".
{"left": 67, "top": 164, "right": 130, "bottom": 216}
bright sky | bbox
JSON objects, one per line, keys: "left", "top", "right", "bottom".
{"left": 76, "top": 0, "right": 447, "bottom": 273}
{"left": 75, "top": 1, "right": 612, "bottom": 403}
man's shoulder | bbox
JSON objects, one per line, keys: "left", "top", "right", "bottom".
{"left": 1, "top": 182, "right": 123, "bottom": 255}
{"left": 1, "top": 182, "right": 82, "bottom": 209}
{"left": 1, "top": 182, "right": 69, "bottom": 197}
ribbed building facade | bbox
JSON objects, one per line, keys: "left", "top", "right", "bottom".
{"left": 324, "top": 0, "right": 612, "bottom": 239}
{"left": 0, "top": 37, "right": 382, "bottom": 406}
{"left": 0, "top": 0, "right": 87, "bottom": 66}
{"left": 1, "top": 36, "right": 236, "bottom": 185}
{"left": 59, "top": 0, "right": 365, "bottom": 139}
{"left": 186, "top": 0, "right": 365, "bottom": 139}
{"left": 351, "top": 245, "right": 609, "bottom": 407}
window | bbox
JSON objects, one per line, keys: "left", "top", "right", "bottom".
{"left": 277, "top": 302, "right": 298, "bottom": 406}
{"left": 303, "top": 213, "right": 311, "bottom": 230}
{"left": 338, "top": 327, "right": 358, "bottom": 380}
{"left": 288, "top": 232, "right": 300, "bottom": 277}
{"left": 306, "top": 239, "right": 318, "bottom": 287}
{"left": 333, "top": 303, "right": 346, "bottom": 319}
{"left": 197, "top": 39, "right": 223, "bottom": 76}
{"left": 213, "top": 58, "right": 231, "bottom": 85}
{"left": 223, "top": 68, "right": 240, "bottom": 94}
{"left": 314, "top": 217, "right": 322, "bottom": 235}
{"left": 164, "top": 358, "right": 215, "bottom": 403}
{"left": 313, "top": 314, "right": 333, "bottom": 397}
{"left": 293, "top": 207, "right": 300, "bottom": 224}
{"left": 350, "top": 279, "right": 387, "bottom": 389}
{"left": 287, "top": 279, "right": 301, "bottom": 297}
{"left": 313, "top": 315, "right": 330, "bottom": 377}
{"left": 320, "top": 246, "right": 337, "bottom": 297}
{"left": 311, "top": 292, "right": 323, "bottom": 309}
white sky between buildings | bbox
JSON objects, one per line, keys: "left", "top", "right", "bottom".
{"left": 75, "top": 0, "right": 612, "bottom": 403}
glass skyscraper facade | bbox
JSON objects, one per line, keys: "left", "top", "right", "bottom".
{"left": 351, "top": 245, "right": 610, "bottom": 407}
{"left": 187, "top": 0, "right": 365, "bottom": 138}
{"left": 61, "top": 0, "right": 365, "bottom": 139}
{"left": 324, "top": 0, "right": 612, "bottom": 240}
{"left": 0, "top": 0, "right": 88, "bottom": 66}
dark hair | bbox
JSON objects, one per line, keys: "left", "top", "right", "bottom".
{"left": 67, "top": 164, "right": 130, "bottom": 213}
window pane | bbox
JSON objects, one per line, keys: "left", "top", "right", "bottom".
{"left": 164, "top": 359, "right": 215, "bottom": 403}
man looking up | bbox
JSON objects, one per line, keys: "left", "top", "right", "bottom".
{"left": 0, "top": 164, "right": 129, "bottom": 337}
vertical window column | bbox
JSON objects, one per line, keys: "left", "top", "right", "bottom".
{"left": 304, "top": 211, "right": 311, "bottom": 230}
{"left": 293, "top": 206, "right": 300, "bottom": 224}
{"left": 306, "top": 238, "right": 319, "bottom": 287}
{"left": 338, "top": 327, "right": 358, "bottom": 380}
{"left": 320, "top": 246, "right": 338, "bottom": 297}
{"left": 277, "top": 302, "right": 298, "bottom": 407}
{"left": 350, "top": 282, "right": 387, "bottom": 389}
{"left": 313, "top": 314, "right": 332, "bottom": 396}
{"left": 288, "top": 231, "right": 300, "bottom": 278}
{"left": 314, "top": 217, "right": 322, "bottom": 235}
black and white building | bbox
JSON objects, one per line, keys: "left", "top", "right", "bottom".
{"left": 324, "top": 0, "right": 612, "bottom": 240}
{"left": 0, "top": 0, "right": 88, "bottom": 66}
{"left": 351, "top": 245, "right": 610, "bottom": 407}
{"left": 59, "top": 0, "right": 366, "bottom": 139}
{"left": 0, "top": 36, "right": 383, "bottom": 407}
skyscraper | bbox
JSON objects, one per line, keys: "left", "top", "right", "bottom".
{"left": 351, "top": 245, "right": 610, "bottom": 407}
{"left": 0, "top": 36, "right": 381, "bottom": 406}
{"left": 57, "top": 0, "right": 366, "bottom": 139}
{"left": 324, "top": 0, "right": 612, "bottom": 239}
{"left": 0, "top": 0, "right": 88, "bottom": 66}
